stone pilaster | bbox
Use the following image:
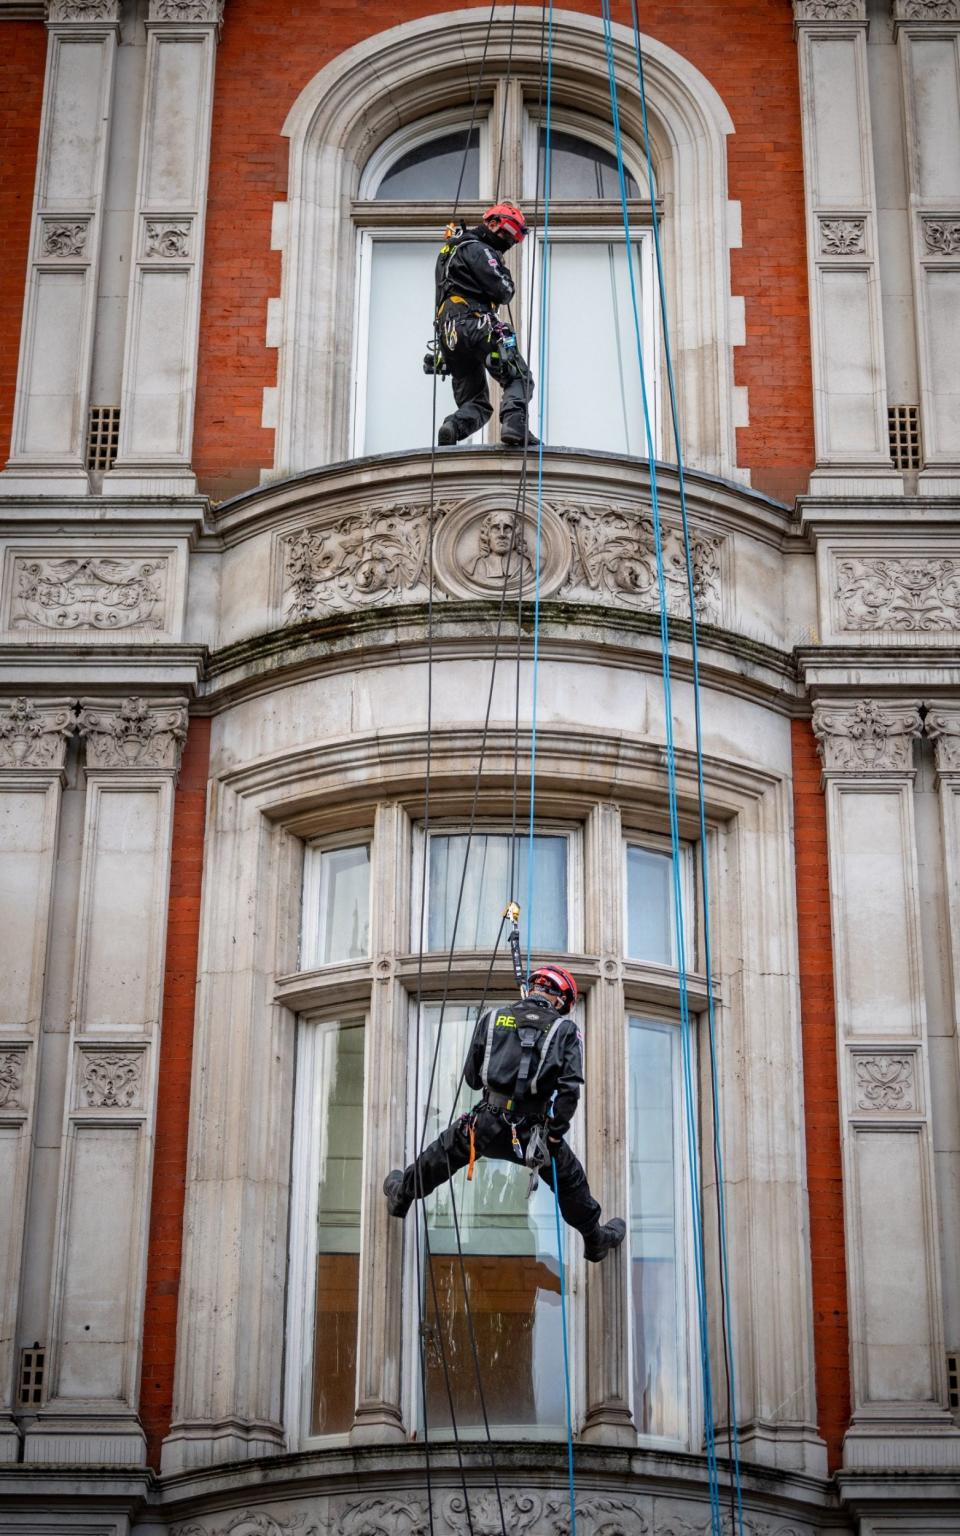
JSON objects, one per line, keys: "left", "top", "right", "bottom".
{"left": 794, "top": 0, "right": 901, "bottom": 494}
{"left": 103, "top": 0, "right": 223, "bottom": 495}
{"left": 813, "top": 697, "right": 960, "bottom": 1469}
{"left": 1, "top": 1, "right": 120, "bottom": 494}
{"left": 893, "top": 0, "right": 960, "bottom": 494}
{"left": 23, "top": 697, "right": 187, "bottom": 1466}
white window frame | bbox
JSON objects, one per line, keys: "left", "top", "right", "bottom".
{"left": 402, "top": 995, "right": 586, "bottom": 1442}
{"left": 286, "top": 1011, "right": 369, "bottom": 1452}
{"left": 358, "top": 108, "right": 493, "bottom": 201}
{"left": 301, "top": 834, "right": 373, "bottom": 970}
{"left": 411, "top": 820, "right": 583, "bottom": 956}
{"left": 624, "top": 1010, "right": 701, "bottom": 1452}
{"left": 623, "top": 833, "right": 695, "bottom": 971}
{"left": 521, "top": 106, "right": 652, "bottom": 199}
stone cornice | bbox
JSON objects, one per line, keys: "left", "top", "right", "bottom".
{"left": 0, "top": 2, "right": 44, "bottom": 18}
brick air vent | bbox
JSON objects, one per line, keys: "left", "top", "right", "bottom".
{"left": 17, "top": 1345, "right": 45, "bottom": 1408}
{"left": 86, "top": 405, "right": 120, "bottom": 472}
{"left": 948, "top": 1351, "right": 959, "bottom": 1413}
{"left": 888, "top": 404, "right": 922, "bottom": 471}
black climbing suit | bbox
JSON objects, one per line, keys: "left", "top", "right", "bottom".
{"left": 398, "top": 995, "right": 602, "bottom": 1235}
{"left": 435, "top": 227, "right": 535, "bottom": 443}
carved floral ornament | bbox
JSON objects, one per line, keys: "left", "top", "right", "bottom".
{"left": 0, "top": 1051, "right": 26, "bottom": 1112}
{"left": 148, "top": 0, "right": 225, "bottom": 21}
{"left": 819, "top": 218, "right": 866, "bottom": 256}
{"left": 793, "top": 0, "right": 866, "bottom": 21}
{"left": 921, "top": 218, "right": 960, "bottom": 257}
{"left": 40, "top": 221, "right": 89, "bottom": 259}
{"left": 0, "top": 697, "right": 76, "bottom": 770}
{"left": 80, "top": 1052, "right": 142, "bottom": 1110}
{"left": 170, "top": 1503, "right": 810, "bottom": 1536}
{"left": 282, "top": 500, "right": 722, "bottom": 626}
{"left": 854, "top": 1054, "right": 915, "bottom": 1112}
{"left": 0, "top": 696, "right": 189, "bottom": 773}
{"left": 11, "top": 555, "right": 167, "bottom": 632}
{"left": 893, "top": 0, "right": 960, "bottom": 21}
{"left": 812, "top": 699, "right": 923, "bottom": 773}
{"left": 833, "top": 555, "right": 960, "bottom": 633}
{"left": 45, "top": 0, "right": 121, "bottom": 21}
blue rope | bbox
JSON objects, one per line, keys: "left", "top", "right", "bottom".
{"left": 551, "top": 1159, "right": 577, "bottom": 1536}
{"left": 598, "top": 5, "right": 722, "bottom": 1529}
{"left": 628, "top": 7, "right": 745, "bottom": 1528}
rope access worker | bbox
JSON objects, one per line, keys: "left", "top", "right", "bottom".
{"left": 383, "top": 965, "right": 626, "bottom": 1262}
{"left": 428, "top": 200, "right": 540, "bottom": 450}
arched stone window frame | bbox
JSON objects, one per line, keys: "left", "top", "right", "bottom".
{"left": 269, "top": 7, "right": 743, "bottom": 482}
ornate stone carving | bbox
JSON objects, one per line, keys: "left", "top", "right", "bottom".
{"left": 11, "top": 556, "right": 167, "bottom": 631}
{"left": 80, "top": 1052, "right": 142, "bottom": 1109}
{"left": 834, "top": 556, "right": 960, "bottom": 632}
{"left": 0, "top": 697, "right": 76, "bottom": 769}
{"left": 433, "top": 500, "right": 568, "bottom": 602}
{"left": 921, "top": 218, "right": 960, "bottom": 256}
{"left": 894, "top": 0, "right": 960, "bottom": 20}
{"left": 793, "top": 0, "right": 865, "bottom": 20}
{"left": 855, "top": 1054, "right": 915, "bottom": 1111}
{"left": 46, "top": 0, "right": 119, "bottom": 19}
{"left": 41, "top": 221, "right": 88, "bottom": 258}
{"left": 145, "top": 220, "right": 191, "bottom": 259}
{"left": 175, "top": 1515, "right": 319, "bottom": 1536}
{"left": 0, "top": 1051, "right": 26, "bottom": 1111}
{"left": 819, "top": 217, "right": 866, "bottom": 255}
{"left": 559, "top": 504, "right": 722, "bottom": 624}
{"left": 923, "top": 706, "right": 960, "bottom": 773}
{"left": 812, "top": 699, "right": 922, "bottom": 772}
{"left": 658, "top": 1515, "right": 805, "bottom": 1536}
{"left": 283, "top": 505, "right": 436, "bottom": 623}
{"left": 149, "top": 0, "right": 224, "bottom": 20}
{"left": 77, "top": 696, "right": 188, "bottom": 770}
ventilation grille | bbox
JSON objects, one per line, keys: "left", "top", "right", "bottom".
{"left": 17, "top": 1346, "right": 45, "bottom": 1409}
{"left": 948, "top": 1350, "right": 959, "bottom": 1413}
{"left": 888, "top": 404, "right": 922, "bottom": 470}
{"left": 86, "top": 405, "right": 120, "bottom": 472}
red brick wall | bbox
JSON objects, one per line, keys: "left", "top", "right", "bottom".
{"left": 193, "top": 0, "right": 813, "bottom": 501}
{"left": 791, "top": 719, "right": 850, "bottom": 1472}
{"left": 0, "top": 23, "right": 45, "bottom": 464}
{"left": 140, "top": 719, "right": 211, "bottom": 1471}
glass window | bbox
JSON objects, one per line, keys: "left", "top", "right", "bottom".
{"left": 419, "top": 1005, "right": 566, "bottom": 1431}
{"left": 311, "top": 1019, "right": 365, "bottom": 1435}
{"left": 376, "top": 127, "right": 480, "bottom": 200}
{"left": 427, "top": 832, "right": 568, "bottom": 952}
{"left": 537, "top": 126, "right": 640, "bottom": 198}
{"left": 303, "top": 843, "right": 371, "bottom": 967}
{"left": 628, "top": 1016, "right": 687, "bottom": 1441}
{"left": 625, "top": 842, "right": 694, "bottom": 968}
{"left": 358, "top": 239, "right": 458, "bottom": 456}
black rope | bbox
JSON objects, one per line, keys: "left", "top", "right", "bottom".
{"left": 453, "top": 0, "right": 500, "bottom": 216}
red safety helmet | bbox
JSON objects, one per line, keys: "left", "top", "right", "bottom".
{"left": 482, "top": 201, "right": 528, "bottom": 244}
{"left": 528, "top": 965, "right": 578, "bottom": 1015}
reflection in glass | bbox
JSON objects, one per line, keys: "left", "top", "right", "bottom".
{"left": 427, "top": 832, "right": 567, "bottom": 952}
{"left": 420, "top": 1006, "right": 565, "bottom": 1431}
{"left": 363, "top": 241, "right": 458, "bottom": 455}
{"left": 629, "top": 1017, "right": 685, "bottom": 1440}
{"left": 312, "top": 1021, "right": 365, "bottom": 1435}
{"left": 376, "top": 128, "right": 480, "bottom": 200}
{"left": 315, "top": 844, "right": 370, "bottom": 965}
{"left": 626, "top": 844, "right": 676, "bottom": 965}
{"left": 537, "top": 127, "right": 641, "bottom": 198}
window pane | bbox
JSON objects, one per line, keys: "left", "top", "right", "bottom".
{"left": 312, "top": 1021, "right": 365, "bottom": 1435}
{"left": 362, "top": 241, "right": 458, "bottom": 455}
{"left": 537, "top": 241, "right": 653, "bottom": 455}
{"left": 376, "top": 127, "right": 479, "bottom": 200}
{"left": 420, "top": 1006, "right": 565, "bottom": 1431}
{"left": 626, "top": 844, "right": 676, "bottom": 965}
{"left": 538, "top": 127, "right": 640, "bottom": 198}
{"left": 312, "top": 844, "right": 370, "bottom": 965}
{"left": 427, "top": 833, "right": 567, "bottom": 952}
{"left": 629, "top": 1017, "right": 685, "bottom": 1440}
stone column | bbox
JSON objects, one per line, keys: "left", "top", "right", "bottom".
{"left": 2, "top": 1, "right": 120, "bottom": 495}
{"left": 813, "top": 698, "right": 960, "bottom": 1470}
{"left": 23, "top": 697, "right": 187, "bottom": 1466}
{"left": 352, "top": 802, "right": 409, "bottom": 1443}
{"left": 893, "top": 0, "right": 960, "bottom": 495}
{"left": 581, "top": 802, "right": 635, "bottom": 1445}
{"left": 104, "top": 0, "right": 223, "bottom": 497}
{"left": 0, "top": 699, "right": 75, "bottom": 1463}
{"left": 793, "top": 1, "right": 901, "bottom": 494}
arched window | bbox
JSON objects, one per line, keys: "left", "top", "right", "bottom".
{"left": 353, "top": 101, "right": 657, "bottom": 458}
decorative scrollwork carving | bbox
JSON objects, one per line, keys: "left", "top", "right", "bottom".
{"left": 812, "top": 699, "right": 922, "bottom": 772}
{"left": 41, "top": 222, "right": 89, "bottom": 258}
{"left": 855, "top": 1054, "right": 915, "bottom": 1111}
{"left": 80, "top": 1053, "right": 142, "bottom": 1109}
{"left": 149, "top": 0, "right": 224, "bottom": 20}
{"left": 0, "top": 697, "right": 77, "bottom": 769}
{"left": 834, "top": 556, "right": 960, "bottom": 632}
{"left": 47, "top": 0, "right": 119, "bottom": 18}
{"left": 175, "top": 1514, "right": 319, "bottom": 1536}
{"left": 923, "top": 706, "right": 960, "bottom": 773}
{"left": 794, "top": 0, "right": 865, "bottom": 20}
{"left": 559, "top": 504, "right": 721, "bottom": 623}
{"left": 145, "top": 220, "right": 191, "bottom": 259}
{"left": 921, "top": 218, "right": 960, "bottom": 256}
{"left": 77, "top": 696, "right": 187, "bottom": 770}
{"left": 894, "top": 0, "right": 960, "bottom": 20}
{"left": 283, "top": 505, "right": 435, "bottom": 623}
{"left": 0, "top": 1051, "right": 26, "bottom": 1110}
{"left": 819, "top": 218, "right": 866, "bottom": 255}
{"left": 11, "top": 556, "right": 167, "bottom": 632}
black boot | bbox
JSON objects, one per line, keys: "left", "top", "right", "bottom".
{"left": 438, "top": 418, "right": 460, "bottom": 446}
{"left": 383, "top": 1169, "right": 412, "bottom": 1218}
{"left": 501, "top": 423, "right": 540, "bottom": 447}
{"left": 582, "top": 1217, "right": 626, "bottom": 1263}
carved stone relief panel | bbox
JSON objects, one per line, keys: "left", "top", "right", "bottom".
{"left": 148, "top": 0, "right": 225, "bottom": 20}
{"left": 0, "top": 697, "right": 77, "bottom": 770}
{"left": 894, "top": 0, "right": 960, "bottom": 21}
{"left": 921, "top": 217, "right": 960, "bottom": 257}
{"left": 173, "top": 1491, "right": 656, "bottom": 1536}
{"left": 793, "top": 0, "right": 866, "bottom": 20}
{"left": 77, "top": 696, "right": 188, "bottom": 771}
{"left": 283, "top": 503, "right": 439, "bottom": 623}
{"left": 46, "top": 0, "right": 121, "bottom": 20}
{"left": 6, "top": 554, "right": 170, "bottom": 633}
{"left": 851, "top": 1051, "right": 918, "bottom": 1113}
{"left": 143, "top": 218, "right": 193, "bottom": 260}
{"left": 559, "top": 503, "right": 722, "bottom": 623}
{"left": 924, "top": 705, "right": 960, "bottom": 773}
{"left": 76, "top": 1048, "right": 145, "bottom": 1111}
{"left": 819, "top": 217, "right": 866, "bottom": 255}
{"left": 812, "top": 699, "right": 923, "bottom": 773}
{"left": 39, "top": 218, "right": 91, "bottom": 260}
{"left": 832, "top": 554, "right": 960, "bottom": 633}
{"left": 433, "top": 499, "right": 568, "bottom": 602}
{"left": 0, "top": 1047, "right": 28, "bottom": 1113}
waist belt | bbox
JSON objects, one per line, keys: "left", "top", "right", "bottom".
{"left": 438, "top": 294, "right": 495, "bottom": 316}
{"left": 483, "top": 1089, "right": 516, "bottom": 1111}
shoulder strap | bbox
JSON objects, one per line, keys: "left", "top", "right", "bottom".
{"left": 528, "top": 1017, "right": 564, "bottom": 1097}
{"left": 479, "top": 1009, "right": 497, "bottom": 1090}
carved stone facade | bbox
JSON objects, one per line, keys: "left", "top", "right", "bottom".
{"left": 78, "top": 1052, "right": 144, "bottom": 1110}
{"left": 819, "top": 217, "right": 866, "bottom": 255}
{"left": 40, "top": 220, "right": 89, "bottom": 259}
{"left": 9, "top": 555, "right": 168, "bottom": 632}
{"left": 812, "top": 699, "right": 923, "bottom": 772}
{"left": 833, "top": 555, "right": 960, "bottom": 632}
{"left": 921, "top": 218, "right": 960, "bottom": 257}
{"left": 77, "top": 697, "right": 188, "bottom": 770}
{"left": 46, "top": 0, "right": 120, "bottom": 19}
{"left": 144, "top": 221, "right": 192, "bottom": 260}
{"left": 893, "top": 0, "right": 960, "bottom": 20}
{"left": 0, "top": 697, "right": 76, "bottom": 769}
{"left": 0, "top": 1051, "right": 25, "bottom": 1112}
{"left": 793, "top": 0, "right": 866, "bottom": 21}
{"left": 148, "top": 0, "right": 224, "bottom": 20}
{"left": 854, "top": 1054, "right": 916, "bottom": 1111}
